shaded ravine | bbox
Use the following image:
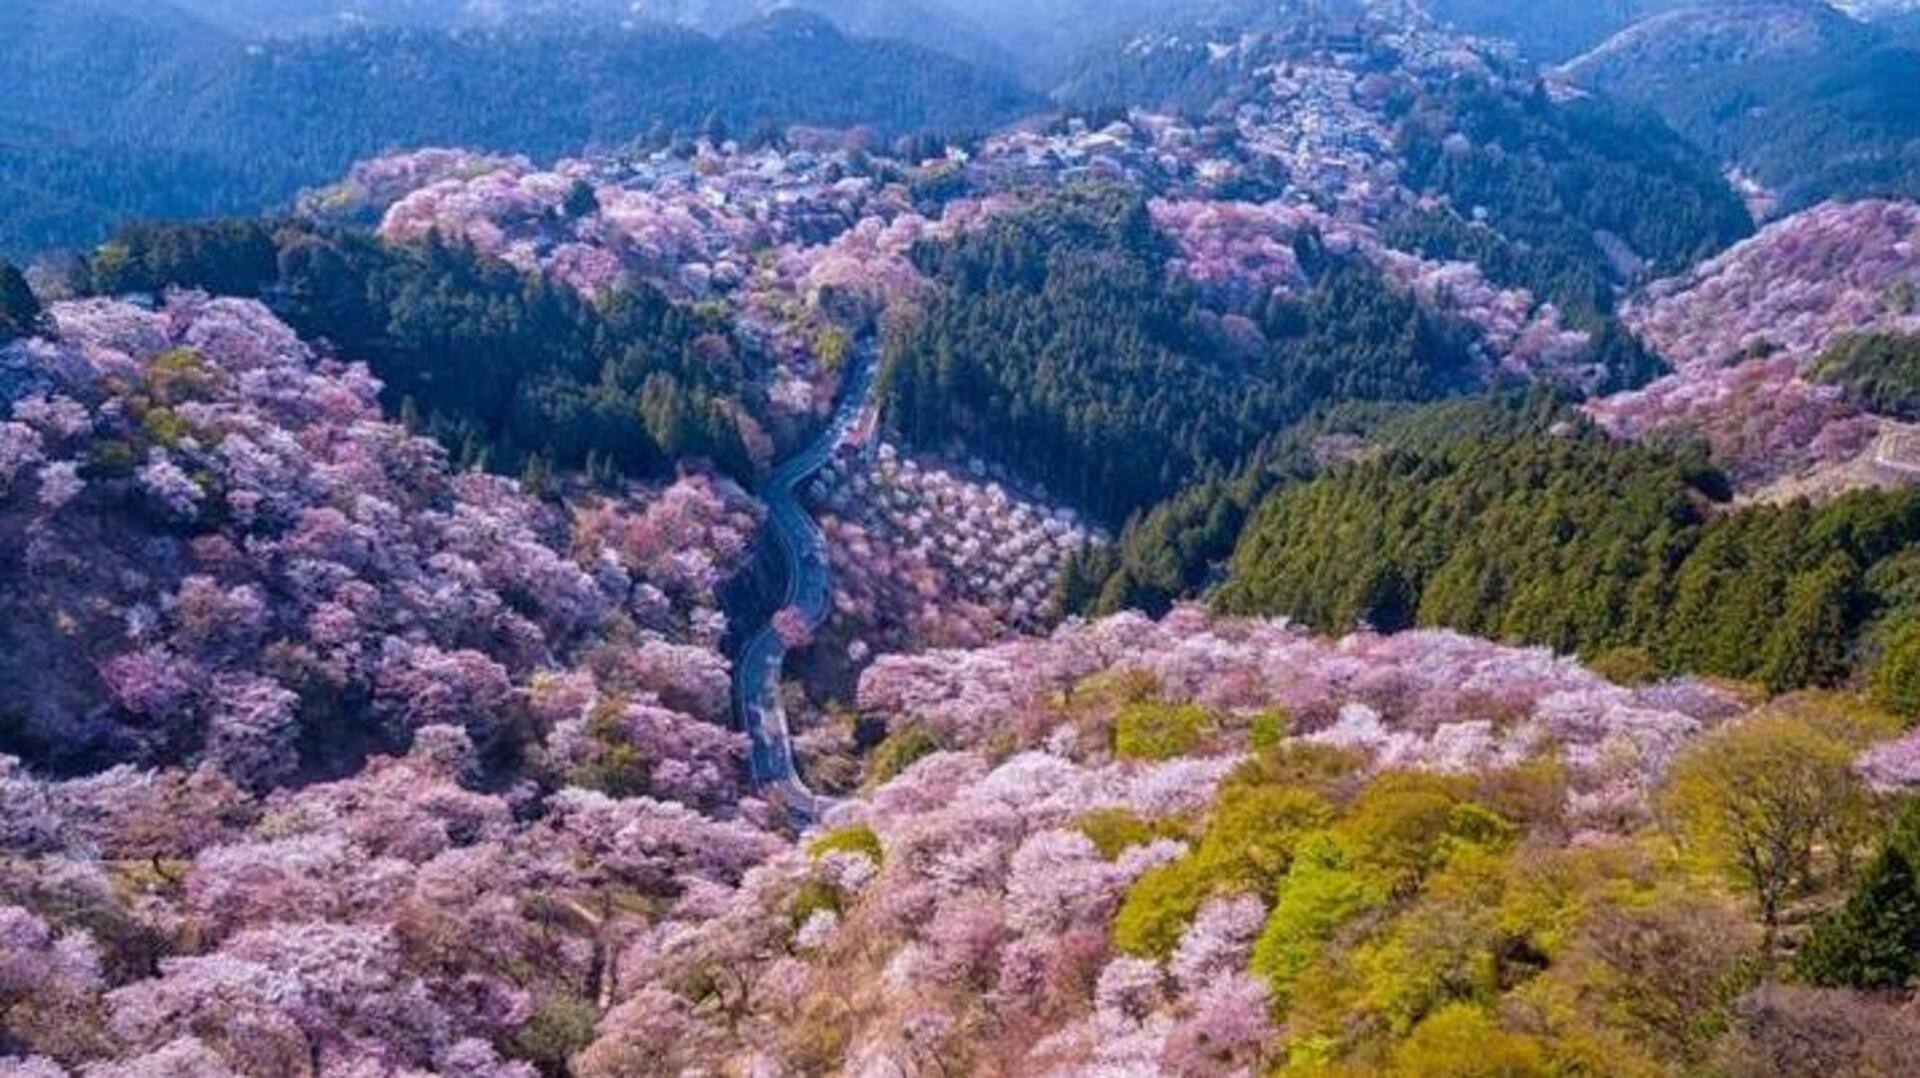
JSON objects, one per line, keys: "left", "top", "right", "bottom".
{"left": 731, "top": 351, "right": 877, "bottom": 824}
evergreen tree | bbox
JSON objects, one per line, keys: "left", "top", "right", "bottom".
{"left": 1218, "top": 429, "right": 1920, "bottom": 692}
{"left": 94, "top": 218, "right": 752, "bottom": 484}
{"left": 1800, "top": 799, "right": 1920, "bottom": 990}
{"left": 0, "top": 261, "right": 43, "bottom": 342}
{"left": 563, "top": 179, "right": 601, "bottom": 220}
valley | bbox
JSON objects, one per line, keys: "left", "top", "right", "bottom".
{"left": 3, "top": 1, "right": 1920, "bottom": 1076}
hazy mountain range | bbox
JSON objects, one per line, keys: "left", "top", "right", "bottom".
{"left": 4, "top": 0, "right": 1917, "bottom": 256}
{"left": 1560, "top": 0, "right": 1920, "bottom": 210}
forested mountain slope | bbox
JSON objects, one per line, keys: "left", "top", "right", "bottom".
{"left": 1075, "top": 195, "right": 1920, "bottom": 623}
{"left": 915, "top": 16, "right": 1745, "bottom": 535}
{"left": 1217, "top": 420, "right": 1920, "bottom": 695}
{"left": 879, "top": 189, "right": 1483, "bottom": 524}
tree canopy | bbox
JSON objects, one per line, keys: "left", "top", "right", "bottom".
{"left": 881, "top": 186, "right": 1481, "bottom": 525}
{"left": 1218, "top": 425, "right": 1920, "bottom": 693}
{"left": 90, "top": 219, "right": 758, "bottom": 481}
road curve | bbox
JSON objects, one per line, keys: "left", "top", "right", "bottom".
{"left": 732, "top": 351, "right": 877, "bottom": 824}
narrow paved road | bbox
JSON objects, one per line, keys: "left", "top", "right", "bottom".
{"left": 732, "top": 352, "right": 876, "bottom": 824}
{"left": 1874, "top": 424, "right": 1920, "bottom": 478}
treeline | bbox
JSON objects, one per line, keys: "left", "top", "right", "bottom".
{"left": 1395, "top": 79, "right": 1754, "bottom": 317}
{"left": 1216, "top": 426, "right": 1920, "bottom": 693}
{"left": 0, "top": 3, "right": 1037, "bottom": 256}
{"left": 1054, "top": 33, "right": 1240, "bottom": 116}
{"left": 88, "top": 220, "right": 759, "bottom": 481}
{"left": 880, "top": 186, "right": 1482, "bottom": 525}
{"left": 1056, "top": 393, "right": 1573, "bottom": 618}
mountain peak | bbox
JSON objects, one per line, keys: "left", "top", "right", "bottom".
{"left": 725, "top": 5, "right": 847, "bottom": 46}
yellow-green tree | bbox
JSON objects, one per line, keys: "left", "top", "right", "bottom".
{"left": 1871, "top": 614, "right": 1920, "bottom": 717}
{"left": 1388, "top": 1003, "right": 1548, "bottom": 1077}
{"left": 1661, "top": 716, "right": 1870, "bottom": 939}
{"left": 1113, "top": 701, "right": 1212, "bottom": 760}
{"left": 1113, "top": 784, "right": 1332, "bottom": 957}
{"left": 1248, "top": 832, "right": 1380, "bottom": 1005}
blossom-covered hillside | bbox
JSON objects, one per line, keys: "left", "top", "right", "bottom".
{"left": 855, "top": 609, "right": 1741, "bottom": 827}
{"left": 1623, "top": 200, "right": 1920, "bottom": 369}
{"left": 300, "top": 144, "right": 1011, "bottom": 435}
{"left": 9, "top": 285, "right": 1908, "bottom": 1075}
{"left": 1589, "top": 199, "right": 1920, "bottom": 489}
{"left": 13, "top": 3, "right": 1920, "bottom": 1075}
{"left": 809, "top": 444, "right": 1105, "bottom": 655}
{"left": 0, "top": 293, "right": 758, "bottom": 801}
{"left": 16, "top": 561, "right": 1915, "bottom": 1075}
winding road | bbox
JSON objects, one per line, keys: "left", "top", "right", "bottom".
{"left": 731, "top": 351, "right": 877, "bottom": 824}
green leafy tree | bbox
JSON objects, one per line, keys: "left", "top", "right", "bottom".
{"left": 563, "top": 179, "right": 600, "bottom": 220}
{"left": 1075, "top": 808, "right": 1187, "bottom": 860}
{"left": 1112, "top": 701, "right": 1212, "bottom": 761}
{"left": 1811, "top": 333, "right": 1920, "bottom": 419}
{"left": 1760, "top": 555, "right": 1863, "bottom": 694}
{"left": 865, "top": 724, "right": 942, "bottom": 787}
{"left": 1113, "top": 784, "right": 1332, "bottom": 958}
{"left": 1388, "top": 1003, "right": 1549, "bottom": 1077}
{"left": 1249, "top": 832, "right": 1380, "bottom": 1003}
{"left": 1871, "top": 614, "right": 1920, "bottom": 717}
{"left": 1661, "top": 718, "right": 1868, "bottom": 940}
{"left": 566, "top": 696, "right": 650, "bottom": 799}
{"left": 809, "top": 824, "right": 884, "bottom": 866}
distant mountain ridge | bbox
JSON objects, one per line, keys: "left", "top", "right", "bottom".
{"left": 1833, "top": 0, "right": 1920, "bottom": 17}
{"left": 0, "top": 2, "right": 1039, "bottom": 257}
{"left": 168, "top": 0, "right": 1019, "bottom": 74}
{"left": 1421, "top": 0, "right": 1690, "bottom": 62}
{"left": 1560, "top": 0, "right": 1872, "bottom": 84}
{"left": 1560, "top": 0, "right": 1920, "bottom": 211}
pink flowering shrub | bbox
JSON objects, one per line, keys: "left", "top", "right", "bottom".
{"left": 1858, "top": 731, "right": 1920, "bottom": 790}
